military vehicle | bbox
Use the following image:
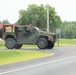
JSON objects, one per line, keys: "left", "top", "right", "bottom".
{"left": 0, "top": 24, "right": 56, "bottom": 49}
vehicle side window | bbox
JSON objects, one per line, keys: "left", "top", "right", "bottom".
{"left": 18, "top": 27, "right": 23, "bottom": 31}
{"left": 25, "top": 27, "right": 30, "bottom": 32}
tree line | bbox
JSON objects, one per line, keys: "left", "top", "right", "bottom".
{"left": 60, "top": 21, "right": 76, "bottom": 39}
{"left": 0, "top": 19, "right": 10, "bottom": 24}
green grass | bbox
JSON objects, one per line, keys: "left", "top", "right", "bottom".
{"left": 56, "top": 39, "right": 76, "bottom": 44}
{"left": 0, "top": 40, "right": 5, "bottom": 47}
{"left": 0, "top": 50, "right": 52, "bottom": 65}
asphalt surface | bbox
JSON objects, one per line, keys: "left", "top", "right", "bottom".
{"left": 0, "top": 46, "right": 76, "bottom": 75}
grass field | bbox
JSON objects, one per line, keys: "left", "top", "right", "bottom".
{"left": 0, "top": 50, "right": 51, "bottom": 65}
{"left": 55, "top": 39, "right": 76, "bottom": 46}
{"left": 0, "top": 40, "right": 4, "bottom": 47}
{"left": 56, "top": 39, "right": 76, "bottom": 44}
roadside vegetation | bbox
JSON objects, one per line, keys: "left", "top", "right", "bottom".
{"left": 56, "top": 39, "right": 76, "bottom": 45}
{"left": 55, "top": 39, "right": 76, "bottom": 46}
{"left": 0, "top": 40, "right": 4, "bottom": 47}
{"left": 0, "top": 50, "right": 51, "bottom": 65}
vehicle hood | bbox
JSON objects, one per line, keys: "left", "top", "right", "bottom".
{"left": 38, "top": 30, "right": 55, "bottom": 36}
{"left": 38, "top": 30, "right": 56, "bottom": 42}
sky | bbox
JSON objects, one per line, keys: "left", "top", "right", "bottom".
{"left": 0, "top": 0, "right": 76, "bottom": 23}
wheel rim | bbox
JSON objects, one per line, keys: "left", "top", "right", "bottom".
{"left": 7, "top": 40, "right": 13, "bottom": 48}
{"left": 39, "top": 41, "right": 45, "bottom": 48}
{"left": 5, "top": 38, "right": 16, "bottom": 49}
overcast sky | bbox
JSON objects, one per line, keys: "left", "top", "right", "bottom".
{"left": 0, "top": 0, "right": 76, "bottom": 23}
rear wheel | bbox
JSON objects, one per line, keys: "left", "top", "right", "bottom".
{"left": 5, "top": 38, "right": 16, "bottom": 49}
{"left": 47, "top": 42, "right": 54, "bottom": 49}
{"left": 15, "top": 44, "right": 22, "bottom": 49}
{"left": 37, "top": 38, "right": 48, "bottom": 49}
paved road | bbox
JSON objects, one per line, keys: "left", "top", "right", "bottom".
{"left": 0, "top": 46, "right": 76, "bottom": 75}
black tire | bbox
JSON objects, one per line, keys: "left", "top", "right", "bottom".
{"left": 5, "top": 38, "right": 16, "bottom": 49}
{"left": 15, "top": 44, "right": 22, "bottom": 49}
{"left": 47, "top": 42, "right": 54, "bottom": 49}
{"left": 37, "top": 38, "right": 48, "bottom": 49}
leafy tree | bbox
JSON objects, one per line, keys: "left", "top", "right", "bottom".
{"left": 16, "top": 4, "right": 62, "bottom": 32}
{"left": 61, "top": 21, "right": 76, "bottom": 39}
{"left": 17, "top": 9, "right": 27, "bottom": 25}
{"left": 48, "top": 6, "right": 62, "bottom": 32}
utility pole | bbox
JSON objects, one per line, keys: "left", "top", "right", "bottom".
{"left": 47, "top": 3, "right": 50, "bottom": 32}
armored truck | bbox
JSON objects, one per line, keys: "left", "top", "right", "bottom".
{"left": 0, "top": 25, "right": 56, "bottom": 49}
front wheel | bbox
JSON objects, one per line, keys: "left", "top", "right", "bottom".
{"left": 37, "top": 38, "right": 48, "bottom": 49}
{"left": 15, "top": 44, "right": 22, "bottom": 49}
{"left": 5, "top": 38, "right": 16, "bottom": 49}
{"left": 47, "top": 42, "right": 54, "bottom": 49}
